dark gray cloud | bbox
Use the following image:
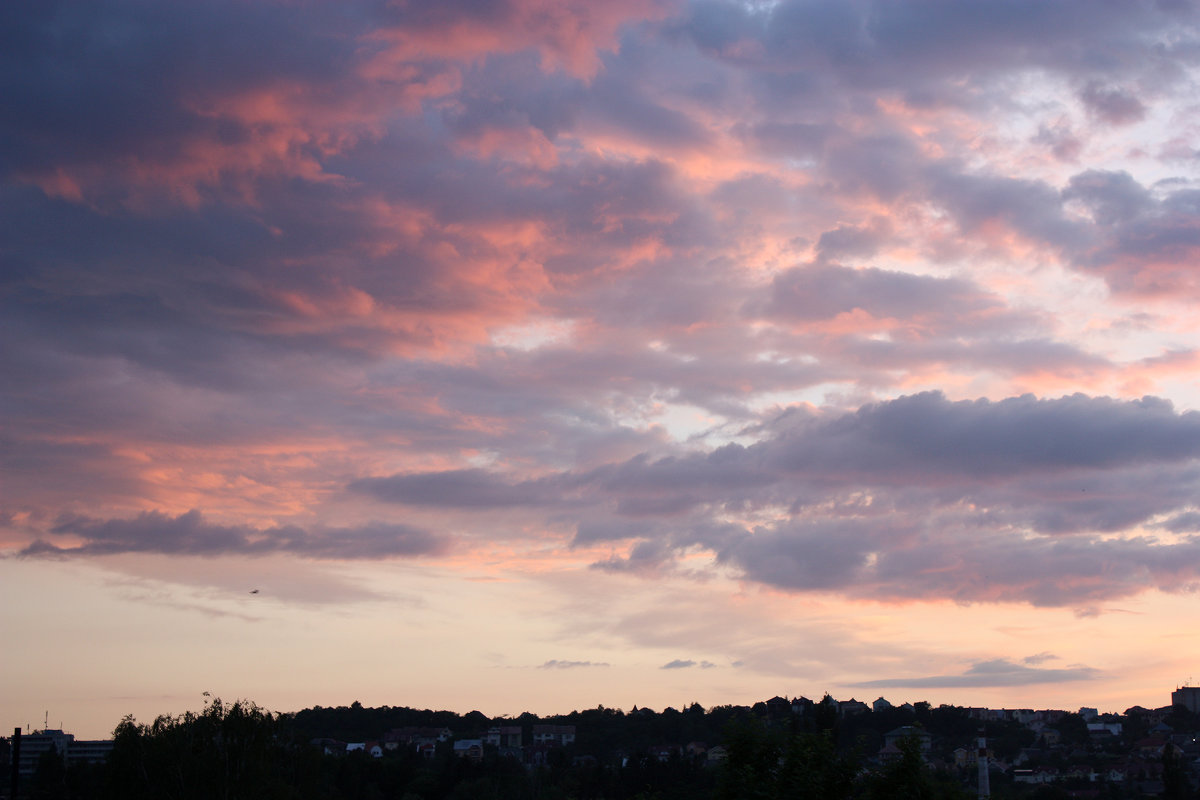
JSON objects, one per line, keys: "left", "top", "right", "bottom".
{"left": 925, "top": 166, "right": 1088, "bottom": 251}
{"left": 357, "top": 391, "right": 1200, "bottom": 524}
{"left": 1069, "top": 179, "right": 1200, "bottom": 295}
{"left": 1064, "top": 170, "right": 1154, "bottom": 226}
{"left": 763, "top": 392, "right": 1200, "bottom": 478}
{"left": 17, "top": 510, "right": 448, "bottom": 560}
{"left": 1160, "top": 511, "right": 1200, "bottom": 532}
{"left": 1023, "top": 652, "right": 1057, "bottom": 665}
{"left": 723, "top": 517, "right": 1200, "bottom": 606}
{"left": 343, "top": 391, "right": 1200, "bottom": 606}
{"left": 815, "top": 218, "right": 893, "bottom": 262}
{"left": 660, "top": 658, "right": 716, "bottom": 669}
{"left": 763, "top": 263, "right": 1007, "bottom": 330}
{"left": 1079, "top": 82, "right": 1147, "bottom": 125}
{"left": 846, "top": 658, "right": 1100, "bottom": 689}
{"left": 0, "top": 0, "right": 374, "bottom": 198}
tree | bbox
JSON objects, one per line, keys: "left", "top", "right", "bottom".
{"left": 863, "top": 734, "right": 969, "bottom": 800}
{"left": 776, "top": 731, "right": 856, "bottom": 800}
{"left": 716, "top": 717, "right": 780, "bottom": 800}
{"left": 1162, "top": 744, "right": 1192, "bottom": 800}
{"left": 103, "top": 697, "right": 298, "bottom": 800}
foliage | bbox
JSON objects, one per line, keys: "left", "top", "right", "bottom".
{"left": 860, "top": 734, "right": 970, "bottom": 800}
{"left": 24, "top": 695, "right": 1200, "bottom": 800}
{"left": 103, "top": 697, "right": 307, "bottom": 800}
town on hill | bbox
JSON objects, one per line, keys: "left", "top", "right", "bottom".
{"left": 5, "top": 686, "right": 1200, "bottom": 799}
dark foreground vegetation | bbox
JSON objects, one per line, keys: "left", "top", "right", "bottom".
{"left": 9, "top": 695, "right": 1200, "bottom": 799}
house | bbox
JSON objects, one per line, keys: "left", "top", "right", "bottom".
{"left": 791, "top": 697, "right": 813, "bottom": 716}
{"left": 1086, "top": 721, "right": 1121, "bottom": 739}
{"left": 706, "top": 746, "right": 728, "bottom": 764}
{"left": 385, "top": 726, "right": 452, "bottom": 754}
{"left": 840, "top": 698, "right": 869, "bottom": 716}
{"left": 1134, "top": 736, "right": 1167, "bottom": 758}
{"left": 765, "top": 696, "right": 791, "bottom": 718}
{"left": 454, "top": 739, "right": 483, "bottom": 761}
{"left": 649, "top": 745, "right": 679, "bottom": 762}
{"left": 1014, "top": 709, "right": 1038, "bottom": 724}
{"left": 877, "top": 742, "right": 906, "bottom": 764}
{"left": 484, "top": 724, "right": 523, "bottom": 758}
{"left": 1061, "top": 764, "right": 1095, "bottom": 781}
{"left": 883, "top": 726, "right": 931, "bottom": 753}
{"left": 1013, "top": 766, "right": 1059, "bottom": 784}
{"left": 310, "top": 737, "right": 345, "bottom": 756}
{"left": 532, "top": 724, "right": 575, "bottom": 747}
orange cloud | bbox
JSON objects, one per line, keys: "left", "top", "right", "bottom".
{"left": 366, "top": 0, "right": 676, "bottom": 81}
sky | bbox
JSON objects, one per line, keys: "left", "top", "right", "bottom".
{"left": 5, "top": 0, "right": 1200, "bottom": 740}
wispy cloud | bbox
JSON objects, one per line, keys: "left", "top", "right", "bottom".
{"left": 661, "top": 659, "right": 717, "bottom": 670}
{"left": 539, "top": 659, "right": 611, "bottom": 669}
{"left": 847, "top": 659, "right": 1101, "bottom": 689}
{"left": 16, "top": 510, "right": 449, "bottom": 560}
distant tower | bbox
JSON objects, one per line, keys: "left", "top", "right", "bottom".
{"left": 977, "top": 729, "right": 990, "bottom": 800}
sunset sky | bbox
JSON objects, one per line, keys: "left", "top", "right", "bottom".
{"left": 6, "top": 0, "right": 1200, "bottom": 739}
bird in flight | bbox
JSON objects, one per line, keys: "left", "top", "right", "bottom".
{"left": 249, "top": 589, "right": 259, "bottom": 594}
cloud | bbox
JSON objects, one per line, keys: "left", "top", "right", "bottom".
{"left": 572, "top": 392, "right": 1200, "bottom": 605}
{"left": 659, "top": 658, "right": 717, "bottom": 670}
{"left": 1023, "top": 652, "right": 1058, "bottom": 666}
{"left": 6, "top": 0, "right": 1200, "bottom": 687}
{"left": 1079, "top": 82, "right": 1147, "bottom": 125}
{"left": 350, "top": 469, "right": 564, "bottom": 510}
{"left": 539, "top": 659, "right": 611, "bottom": 669}
{"left": 761, "top": 263, "right": 1018, "bottom": 335}
{"left": 846, "top": 658, "right": 1101, "bottom": 689}
{"left": 16, "top": 510, "right": 448, "bottom": 560}
{"left": 340, "top": 391, "right": 1200, "bottom": 606}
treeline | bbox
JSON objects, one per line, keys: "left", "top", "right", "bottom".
{"left": 18, "top": 695, "right": 1193, "bottom": 799}
{"left": 19, "top": 699, "right": 715, "bottom": 800}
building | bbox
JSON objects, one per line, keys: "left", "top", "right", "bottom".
{"left": 1172, "top": 686, "right": 1200, "bottom": 714}
{"left": 484, "top": 725, "right": 522, "bottom": 749}
{"left": 15, "top": 729, "right": 113, "bottom": 779}
{"left": 384, "top": 726, "right": 452, "bottom": 754}
{"left": 453, "top": 739, "right": 483, "bottom": 761}
{"left": 531, "top": 724, "right": 575, "bottom": 747}
{"left": 839, "top": 698, "right": 869, "bottom": 716}
{"left": 880, "top": 726, "right": 932, "bottom": 760}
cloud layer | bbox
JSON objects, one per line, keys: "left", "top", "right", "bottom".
{"left": 7, "top": 2, "right": 1200, "bottom": 626}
